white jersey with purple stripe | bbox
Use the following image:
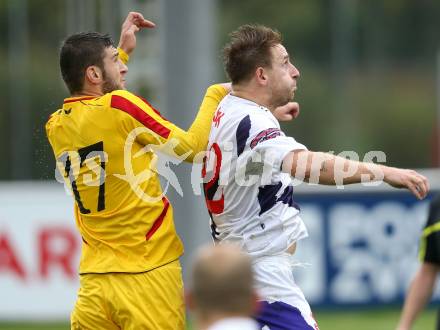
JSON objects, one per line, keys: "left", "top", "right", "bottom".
{"left": 203, "top": 94, "right": 318, "bottom": 329}
{"left": 202, "top": 95, "right": 317, "bottom": 330}
{"left": 203, "top": 94, "right": 308, "bottom": 257}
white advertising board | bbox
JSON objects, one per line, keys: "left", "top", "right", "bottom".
{"left": 0, "top": 182, "right": 80, "bottom": 320}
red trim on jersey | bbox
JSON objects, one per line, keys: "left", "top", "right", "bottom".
{"left": 111, "top": 95, "right": 171, "bottom": 139}
{"left": 63, "top": 96, "right": 96, "bottom": 104}
{"left": 145, "top": 197, "right": 170, "bottom": 241}
{"left": 135, "top": 95, "right": 169, "bottom": 121}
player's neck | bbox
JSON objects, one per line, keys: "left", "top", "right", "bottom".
{"left": 72, "top": 85, "right": 104, "bottom": 98}
{"left": 231, "top": 85, "right": 273, "bottom": 112}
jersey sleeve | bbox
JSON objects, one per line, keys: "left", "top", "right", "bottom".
{"left": 247, "top": 113, "right": 307, "bottom": 172}
{"left": 45, "top": 111, "right": 63, "bottom": 155}
{"left": 420, "top": 194, "right": 440, "bottom": 264}
{"left": 427, "top": 195, "right": 440, "bottom": 226}
{"left": 117, "top": 48, "right": 129, "bottom": 64}
{"left": 110, "top": 84, "right": 228, "bottom": 162}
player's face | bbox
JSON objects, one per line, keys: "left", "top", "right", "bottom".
{"left": 101, "top": 46, "right": 128, "bottom": 93}
{"left": 266, "top": 44, "right": 300, "bottom": 108}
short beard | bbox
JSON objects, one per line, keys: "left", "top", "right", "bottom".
{"left": 269, "top": 85, "right": 293, "bottom": 109}
{"left": 101, "top": 69, "right": 122, "bottom": 94}
{"left": 271, "top": 93, "right": 292, "bottom": 109}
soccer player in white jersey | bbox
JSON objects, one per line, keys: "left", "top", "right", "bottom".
{"left": 202, "top": 25, "right": 429, "bottom": 330}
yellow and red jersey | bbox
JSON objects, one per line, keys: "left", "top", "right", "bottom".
{"left": 46, "top": 84, "right": 227, "bottom": 274}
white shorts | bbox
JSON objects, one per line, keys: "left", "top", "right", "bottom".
{"left": 253, "top": 253, "right": 317, "bottom": 329}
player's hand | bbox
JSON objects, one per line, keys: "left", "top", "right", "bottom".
{"left": 118, "top": 12, "right": 155, "bottom": 56}
{"left": 382, "top": 166, "right": 430, "bottom": 200}
{"left": 273, "top": 102, "right": 300, "bottom": 122}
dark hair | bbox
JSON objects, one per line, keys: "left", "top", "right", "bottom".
{"left": 223, "top": 24, "right": 282, "bottom": 84}
{"left": 59, "top": 32, "right": 115, "bottom": 94}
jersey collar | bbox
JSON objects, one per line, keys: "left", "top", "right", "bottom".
{"left": 63, "top": 96, "right": 97, "bottom": 104}
{"left": 228, "top": 94, "right": 270, "bottom": 113}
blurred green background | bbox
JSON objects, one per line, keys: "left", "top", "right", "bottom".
{"left": 0, "top": 0, "right": 439, "bottom": 329}
{"left": 0, "top": 0, "right": 439, "bottom": 181}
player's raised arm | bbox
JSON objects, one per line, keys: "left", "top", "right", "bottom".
{"left": 111, "top": 12, "right": 229, "bottom": 162}
{"left": 118, "top": 12, "right": 155, "bottom": 57}
{"left": 282, "top": 150, "right": 429, "bottom": 200}
{"left": 156, "top": 83, "right": 229, "bottom": 160}
{"left": 110, "top": 84, "right": 229, "bottom": 162}
{"left": 172, "top": 83, "right": 230, "bottom": 158}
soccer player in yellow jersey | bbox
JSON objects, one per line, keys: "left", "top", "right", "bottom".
{"left": 46, "top": 12, "right": 228, "bottom": 329}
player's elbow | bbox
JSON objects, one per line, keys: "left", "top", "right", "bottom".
{"left": 283, "top": 150, "right": 312, "bottom": 181}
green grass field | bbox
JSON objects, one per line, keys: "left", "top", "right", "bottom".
{"left": 0, "top": 308, "right": 436, "bottom": 330}
{"left": 314, "top": 307, "right": 436, "bottom": 330}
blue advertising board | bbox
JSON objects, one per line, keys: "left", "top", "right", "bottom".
{"left": 292, "top": 190, "right": 438, "bottom": 307}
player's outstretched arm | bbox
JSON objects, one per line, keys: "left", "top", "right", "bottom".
{"left": 381, "top": 165, "right": 430, "bottom": 199}
{"left": 283, "top": 150, "right": 429, "bottom": 199}
{"left": 118, "top": 12, "right": 155, "bottom": 56}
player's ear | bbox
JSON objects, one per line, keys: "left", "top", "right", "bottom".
{"left": 255, "top": 67, "right": 268, "bottom": 86}
{"left": 85, "top": 66, "right": 103, "bottom": 85}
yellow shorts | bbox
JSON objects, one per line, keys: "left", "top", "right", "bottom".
{"left": 71, "top": 260, "right": 184, "bottom": 330}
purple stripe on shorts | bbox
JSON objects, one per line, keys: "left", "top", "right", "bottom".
{"left": 255, "top": 301, "right": 317, "bottom": 330}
